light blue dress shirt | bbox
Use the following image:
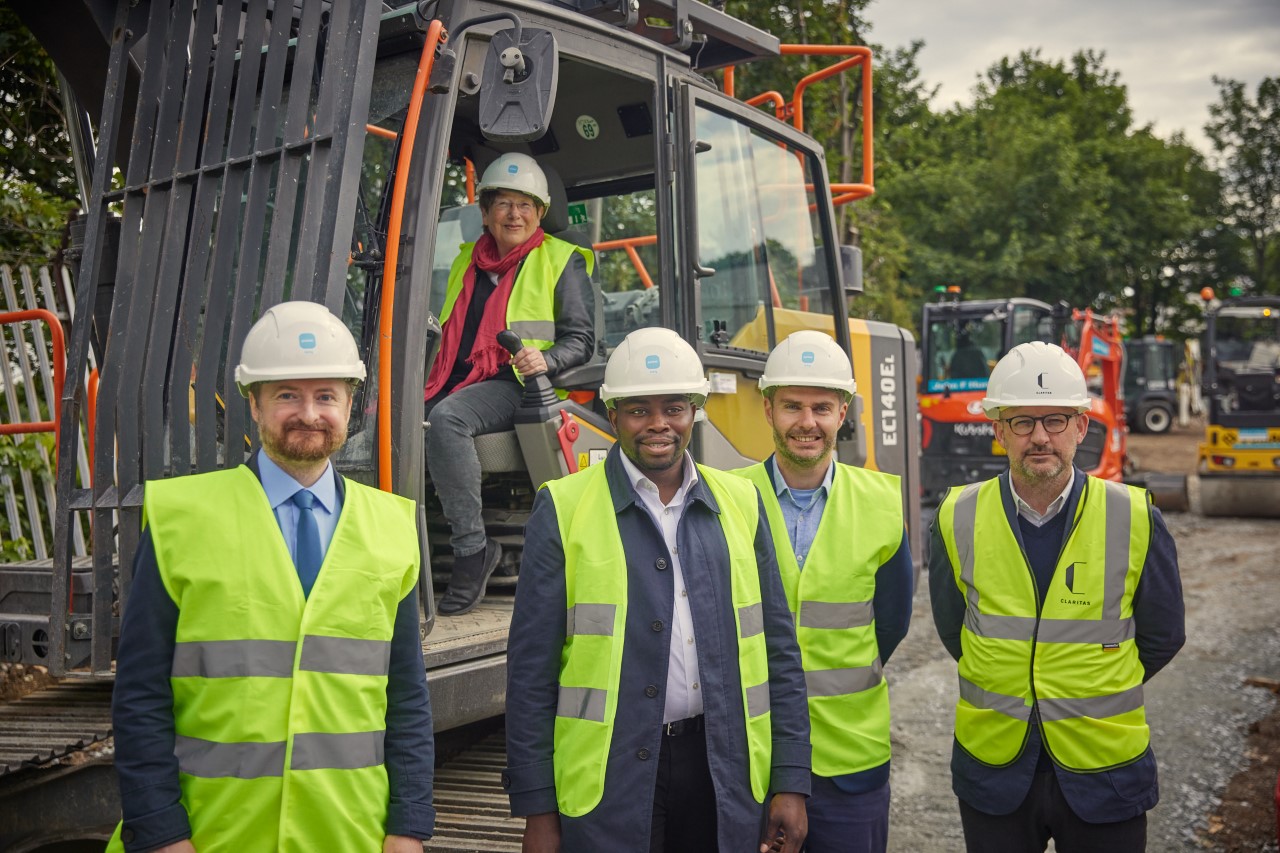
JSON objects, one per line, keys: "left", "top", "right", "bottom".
{"left": 768, "top": 456, "right": 835, "bottom": 569}
{"left": 257, "top": 452, "right": 342, "bottom": 567}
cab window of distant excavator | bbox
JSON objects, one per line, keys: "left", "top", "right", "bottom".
{"left": 692, "top": 104, "right": 833, "bottom": 354}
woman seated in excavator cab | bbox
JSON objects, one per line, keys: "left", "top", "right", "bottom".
{"left": 424, "top": 153, "right": 595, "bottom": 616}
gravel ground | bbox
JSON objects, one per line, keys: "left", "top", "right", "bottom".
{"left": 885, "top": 423, "right": 1280, "bottom": 852}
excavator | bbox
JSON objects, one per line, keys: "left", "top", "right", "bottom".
{"left": 1196, "top": 290, "right": 1280, "bottom": 517}
{"left": 0, "top": 1, "right": 921, "bottom": 847}
{"left": 918, "top": 288, "right": 1127, "bottom": 505}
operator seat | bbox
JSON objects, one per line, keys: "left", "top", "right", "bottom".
{"left": 949, "top": 345, "right": 988, "bottom": 380}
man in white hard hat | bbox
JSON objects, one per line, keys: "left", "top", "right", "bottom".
{"left": 929, "top": 341, "right": 1185, "bottom": 853}
{"left": 424, "top": 151, "right": 596, "bottom": 616}
{"left": 732, "top": 331, "right": 913, "bottom": 853}
{"left": 503, "top": 328, "right": 811, "bottom": 853}
{"left": 109, "top": 302, "right": 434, "bottom": 853}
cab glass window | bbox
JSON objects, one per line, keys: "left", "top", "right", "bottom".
{"left": 693, "top": 105, "right": 833, "bottom": 354}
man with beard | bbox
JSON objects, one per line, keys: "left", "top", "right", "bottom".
{"left": 929, "top": 341, "right": 1185, "bottom": 853}
{"left": 504, "top": 327, "right": 811, "bottom": 853}
{"left": 732, "top": 331, "right": 912, "bottom": 853}
{"left": 108, "top": 302, "right": 434, "bottom": 853}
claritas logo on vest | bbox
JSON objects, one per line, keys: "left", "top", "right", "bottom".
{"left": 1059, "top": 562, "right": 1091, "bottom": 606}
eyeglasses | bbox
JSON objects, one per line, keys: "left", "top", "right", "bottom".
{"left": 1002, "top": 414, "right": 1075, "bottom": 436}
{"left": 491, "top": 199, "right": 538, "bottom": 215}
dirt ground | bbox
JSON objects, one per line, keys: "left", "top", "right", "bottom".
{"left": 887, "top": 418, "right": 1280, "bottom": 851}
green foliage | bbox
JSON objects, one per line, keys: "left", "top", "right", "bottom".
{"left": 1206, "top": 76, "right": 1280, "bottom": 294}
{"left": 0, "top": 7, "right": 78, "bottom": 263}
{"left": 0, "top": 433, "right": 51, "bottom": 561}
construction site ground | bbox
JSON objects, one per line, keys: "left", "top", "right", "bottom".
{"left": 889, "top": 418, "right": 1280, "bottom": 851}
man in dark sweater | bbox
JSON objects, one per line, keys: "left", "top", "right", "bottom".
{"left": 929, "top": 341, "right": 1185, "bottom": 853}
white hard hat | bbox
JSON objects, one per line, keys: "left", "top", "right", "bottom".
{"left": 477, "top": 152, "right": 550, "bottom": 209}
{"left": 234, "top": 301, "right": 366, "bottom": 397}
{"left": 600, "top": 328, "right": 710, "bottom": 408}
{"left": 759, "top": 330, "right": 856, "bottom": 401}
{"left": 981, "top": 341, "right": 1088, "bottom": 419}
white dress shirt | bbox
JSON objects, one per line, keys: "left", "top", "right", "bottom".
{"left": 618, "top": 450, "right": 704, "bottom": 722}
{"left": 1010, "top": 469, "right": 1074, "bottom": 527}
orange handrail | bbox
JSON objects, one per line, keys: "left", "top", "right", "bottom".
{"left": 745, "top": 91, "right": 786, "bottom": 114}
{"left": 0, "top": 307, "right": 65, "bottom": 438}
{"left": 465, "top": 158, "right": 477, "bottom": 203}
{"left": 86, "top": 368, "right": 98, "bottom": 477}
{"left": 593, "top": 234, "right": 658, "bottom": 289}
{"left": 366, "top": 123, "right": 398, "bottom": 140}
{"left": 377, "top": 19, "right": 446, "bottom": 492}
{"left": 779, "top": 44, "right": 874, "bottom": 200}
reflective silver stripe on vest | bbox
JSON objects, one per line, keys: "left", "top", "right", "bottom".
{"left": 953, "top": 483, "right": 982, "bottom": 612}
{"left": 958, "top": 676, "right": 1031, "bottom": 722}
{"left": 290, "top": 730, "right": 385, "bottom": 771}
{"left": 510, "top": 320, "right": 556, "bottom": 342}
{"left": 299, "top": 635, "right": 392, "bottom": 676}
{"left": 805, "top": 659, "right": 884, "bottom": 697}
{"left": 1038, "top": 684, "right": 1144, "bottom": 722}
{"left": 799, "top": 600, "right": 874, "bottom": 630}
{"left": 175, "top": 735, "right": 286, "bottom": 779}
{"left": 566, "top": 604, "right": 616, "bottom": 637}
{"left": 963, "top": 610, "right": 1036, "bottom": 642}
{"left": 1102, "top": 480, "right": 1132, "bottom": 621}
{"left": 1035, "top": 617, "right": 1135, "bottom": 645}
{"left": 745, "top": 681, "right": 771, "bottom": 718}
{"left": 171, "top": 640, "right": 296, "bottom": 678}
{"left": 738, "top": 603, "right": 764, "bottom": 639}
{"left": 558, "top": 686, "right": 607, "bottom": 723}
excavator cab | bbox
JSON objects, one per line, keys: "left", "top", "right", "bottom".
{"left": 1197, "top": 296, "right": 1280, "bottom": 517}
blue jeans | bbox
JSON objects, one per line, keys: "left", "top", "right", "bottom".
{"left": 424, "top": 379, "right": 524, "bottom": 555}
{"left": 804, "top": 776, "right": 890, "bottom": 853}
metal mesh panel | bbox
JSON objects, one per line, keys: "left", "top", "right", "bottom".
{"left": 51, "top": 0, "right": 383, "bottom": 675}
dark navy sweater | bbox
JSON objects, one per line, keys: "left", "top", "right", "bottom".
{"left": 928, "top": 470, "right": 1186, "bottom": 823}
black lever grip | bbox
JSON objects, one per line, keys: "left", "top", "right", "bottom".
{"left": 497, "top": 329, "right": 524, "bottom": 356}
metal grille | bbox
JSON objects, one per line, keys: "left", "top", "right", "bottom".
{"left": 51, "top": 0, "right": 384, "bottom": 675}
{"left": 0, "top": 681, "right": 113, "bottom": 775}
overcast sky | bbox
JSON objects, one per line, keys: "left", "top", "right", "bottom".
{"left": 865, "top": 0, "right": 1280, "bottom": 157}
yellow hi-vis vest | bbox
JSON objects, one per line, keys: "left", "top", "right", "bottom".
{"left": 107, "top": 465, "right": 419, "bottom": 853}
{"left": 442, "top": 233, "right": 594, "bottom": 359}
{"left": 937, "top": 475, "right": 1152, "bottom": 772}
{"left": 734, "top": 461, "right": 902, "bottom": 777}
{"left": 542, "top": 460, "right": 773, "bottom": 817}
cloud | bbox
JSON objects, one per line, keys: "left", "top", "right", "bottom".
{"left": 867, "top": 0, "right": 1280, "bottom": 153}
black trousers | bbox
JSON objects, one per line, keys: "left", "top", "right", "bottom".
{"left": 650, "top": 724, "right": 717, "bottom": 853}
{"left": 958, "top": 770, "right": 1147, "bottom": 853}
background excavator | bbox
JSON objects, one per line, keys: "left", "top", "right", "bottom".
{"left": 917, "top": 287, "right": 1127, "bottom": 505}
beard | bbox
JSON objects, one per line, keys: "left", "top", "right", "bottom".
{"left": 1011, "top": 444, "right": 1070, "bottom": 484}
{"left": 259, "top": 418, "right": 346, "bottom": 465}
{"left": 773, "top": 425, "right": 836, "bottom": 470}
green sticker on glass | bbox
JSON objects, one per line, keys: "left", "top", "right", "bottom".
{"left": 567, "top": 202, "right": 589, "bottom": 226}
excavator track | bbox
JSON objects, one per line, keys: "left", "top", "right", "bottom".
{"left": 426, "top": 726, "right": 524, "bottom": 852}
{"left": 0, "top": 681, "right": 113, "bottom": 775}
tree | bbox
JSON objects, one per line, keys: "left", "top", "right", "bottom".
{"left": 1205, "top": 76, "right": 1280, "bottom": 293}
{"left": 0, "top": 6, "right": 78, "bottom": 263}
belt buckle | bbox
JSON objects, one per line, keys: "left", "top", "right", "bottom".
{"left": 664, "top": 720, "right": 677, "bottom": 736}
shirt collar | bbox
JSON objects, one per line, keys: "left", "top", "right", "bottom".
{"left": 1009, "top": 468, "right": 1074, "bottom": 524}
{"left": 767, "top": 454, "right": 834, "bottom": 498}
{"left": 258, "top": 452, "right": 337, "bottom": 514}
{"left": 618, "top": 447, "right": 699, "bottom": 506}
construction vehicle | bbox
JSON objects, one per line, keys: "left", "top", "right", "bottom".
{"left": 1124, "top": 336, "right": 1179, "bottom": 434}
{"left": 0, "top": 0, "right": 921, "bottom": 847}
{"left": 917, "top": 289, "right": 1126, "bottom": 505}
{"left": 1196, "top": 291, "right": 1280, "bottom": 517}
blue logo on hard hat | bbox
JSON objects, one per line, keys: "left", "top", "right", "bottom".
{"left": 645, "top": 355, "right": 661, "bottom": 370}
{"left": 801, "top": 351, "right": 815, "bottom": 364}
{"left": 299, "top": 333, "right": 317, "bottom": 350}
{"left": 507, "top": 164, "right": 519, "bottom": 174}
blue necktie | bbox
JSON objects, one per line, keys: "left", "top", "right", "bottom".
{"left": 291, "top": 490, "right": 322, "bottom": 597}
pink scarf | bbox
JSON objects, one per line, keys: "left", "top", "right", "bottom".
{"left": 424, "top": 228, "right": 546, "bottom": 400}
